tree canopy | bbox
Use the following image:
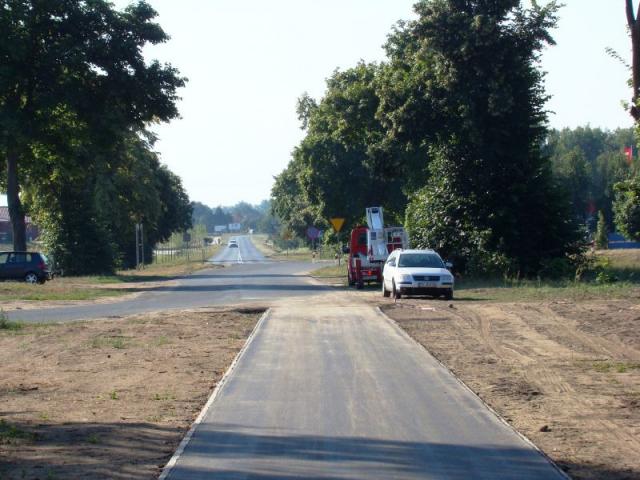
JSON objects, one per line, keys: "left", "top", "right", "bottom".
{"left": 0, "top": 0, "right": 190, "bottom": 274}
{"left": 0, "top": 0, "right": 185, "bottom": 256}
{"left": 272, "top": 0, "right": 583, "bottom": 276}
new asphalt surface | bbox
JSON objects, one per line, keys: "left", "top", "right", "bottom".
{"left": 163, "top": 293, "right": 566, "bottom": 480}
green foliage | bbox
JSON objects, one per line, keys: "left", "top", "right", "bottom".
{"left": 595, "top": 211, "right": 609, "bottom": 249}
{"left": 191, "top": 201, "right": 278, "bottom": 234}
{"left": 0, "top": 310, "right": 23, "bottom": 331}
{"left": 401, "top": 0, "right": 582, "bottom": 276}
{"left": 613, "top": 176, "right": 640, "bottom": 241}
{"left": 546, "top": 127, "right": 635, "bottom": 228}
{"left": 26, "top": 133, "right": 192, "bottom": 273}
{"left": 273, "top": 62, "right": 411, "bottom": 236}
{"left": 0, "top": 0, "right": 187, "bottom": 267}
{"left": 273, "top": 0, "right": 586, "bottom": 276}
{"left": 271, "top": 155, "right": 328, "bottom": 239}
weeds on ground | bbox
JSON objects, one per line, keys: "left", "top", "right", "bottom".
{"left": 0, "top": 309, "right": 23, "bottom": 331}
{"left": 593, "top": 361, "right": 640, "bottom": 373}
{"left": 91, "top": 335, "right": 128, "bottom": 349}
{"left": 152, "top": 392, "right": 175, "bottom": 401}
{"left": 0, "top": 419, "right": 35, "bottom": 445}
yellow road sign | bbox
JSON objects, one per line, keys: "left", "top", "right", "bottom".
{"left": 330, "top": 218, "right": 345, "bottom": 233}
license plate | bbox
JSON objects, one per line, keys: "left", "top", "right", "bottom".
{"left": 417, "top": 282, "right": 437, "bottom": 288}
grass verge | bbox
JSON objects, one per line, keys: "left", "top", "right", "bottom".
{"left": 0, "top": 244, "right": 222, "bottom": 302}
{"left": 311, "top": 249, "right": 640, "bottom": 302}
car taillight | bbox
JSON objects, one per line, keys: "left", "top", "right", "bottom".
{"left": 38, "top": 262, "right": 46, "bottom": 270}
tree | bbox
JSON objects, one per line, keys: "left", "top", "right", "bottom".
{"left": 627, "top": 0, "right": 640, "bottom": 121}
{"left": 545, "top": 127, "right": 635, "bottom": 227}
{"left": 271, "top": 154, "right": 327, "bottom": 239}
{"left": 211, "top": 207, "right": 232, "bottom": 227}
{"left": 397, "top": 0, "right": 582, "bottom": 275}
{"left": 273, "top": 62, "right": 410, "bottom": 233}
{"left": 25, "top": 132, "right": 192, "bottom": 273}
{"left": 192, "top": 202, "right": 216, "bottom": 232}
{"left": 614, "top": 177, "right": 640, "bottom": 241}
{"left": 0, "top": 0, "right": 185, "bottom": 250}
{"left": 595, "top": 211, "right": 609, "bottom": 249}
{"left": 551, "top": 147, "right": 591, "bottom": 221}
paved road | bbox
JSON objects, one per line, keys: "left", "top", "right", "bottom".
{"left": 9, "top": 236, "right": 321, "bottom": 323}
{"left": 211, "top": 235, "right": 266, "bottom": 264}
{"left": 164, "top": 293, "right": 566, "bottom": 480}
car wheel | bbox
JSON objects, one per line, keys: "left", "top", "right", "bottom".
{"left": 392, "top": 281, "right": 402, "bottom": 300}
{"left": 382, "top": 280, "right": 390, "bottom": 298}
{"left": 24, "top": 272, "right": 39, "bottom": 284}
{"left": 444, "top": 289, "right": 453, "bottom": 301}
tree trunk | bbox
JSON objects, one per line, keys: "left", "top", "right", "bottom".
{"left": 6, "top": 138, "right": 27, "bottom": 251}
{"left": 626, "top": 0, "right": 640, "bottom": 120}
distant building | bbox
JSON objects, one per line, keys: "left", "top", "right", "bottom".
{"left": 0, "top": 207, "right": 40, "bottom": 243}
{"left": 214, "top": 225, "right": 228, "bottom": 233}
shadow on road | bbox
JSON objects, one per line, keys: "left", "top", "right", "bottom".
{"left": 167, "top": 425, "right": 617, "bottom": 480}
{"left": 1, "top": 420, "right": 636, "bottom": 480}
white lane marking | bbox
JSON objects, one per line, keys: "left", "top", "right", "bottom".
{"left": 237, "top": 250, "right": 243, "bottom": 264}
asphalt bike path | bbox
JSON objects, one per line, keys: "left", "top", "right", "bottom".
{"left": 163, "top": 291, "right": 566, "bottom": 480}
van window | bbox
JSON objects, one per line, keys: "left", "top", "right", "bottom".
{"left": 9, "top": 253, "right": 30, "bottom": 263}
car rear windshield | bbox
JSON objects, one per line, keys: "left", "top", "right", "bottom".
{"left": 398, "top": 253, "right": 444, "bottom": 268}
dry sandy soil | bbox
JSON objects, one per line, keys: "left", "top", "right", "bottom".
{"left": 382, "top": 298, "right": 640, "bottom": 480}
{"left": 0, "top": 307, "right": 262, "bottom": 480}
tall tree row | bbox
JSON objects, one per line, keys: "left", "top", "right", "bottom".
{"left": 613, "top": 1, "right": 640, "bottom": 241}
{"left": 547, "top": 127, "right": 636, "bottom": 230}
{"left": 0, "top": 0, "right": 191, "bottom": 274}
{"left": 273, "top": 0, "right": 583, "bottom": 276}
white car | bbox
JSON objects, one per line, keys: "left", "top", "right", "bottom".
{"left": 382, "top": 249, "right": 454, "bottom": 300}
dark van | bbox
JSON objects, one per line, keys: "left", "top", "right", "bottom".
{"left": 0, "top": 251, "right": 52, "bottom": 284}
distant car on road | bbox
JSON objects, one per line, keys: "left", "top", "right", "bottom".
{"left": 229, "top": 243, "right": 238, "bottom": 248}
{"left": 0, "top": 251, "right": 52, "bottom": 284}
{"left": 382, "top": 249, "right": 453, "bottom": 300}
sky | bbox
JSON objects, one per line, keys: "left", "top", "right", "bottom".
{"left": 0, "top": 1, "right": 634, "bottom": 208}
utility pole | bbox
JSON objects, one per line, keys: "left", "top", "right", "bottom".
{"left": 135, "top": 222, "right": 144, "bottom": 269}
{"left": 135, "top": 223, "right": 140, "bottom": 269}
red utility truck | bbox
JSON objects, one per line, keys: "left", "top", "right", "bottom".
{"left": 346, "top": 207, "right": 408, "bottom": 289}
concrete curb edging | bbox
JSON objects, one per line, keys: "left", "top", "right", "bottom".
{"left": 374, "top": 306, "right": 572, "bottom": 480}
{"left": 158, "top": 308, "right": 271, "bottom": 480}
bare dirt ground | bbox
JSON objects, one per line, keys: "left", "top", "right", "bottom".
{"left": 382, "top": 297, "right": 640, "bottom": 480}
{"left": 0, "top": 307, "right": 262, "bottom": 480}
